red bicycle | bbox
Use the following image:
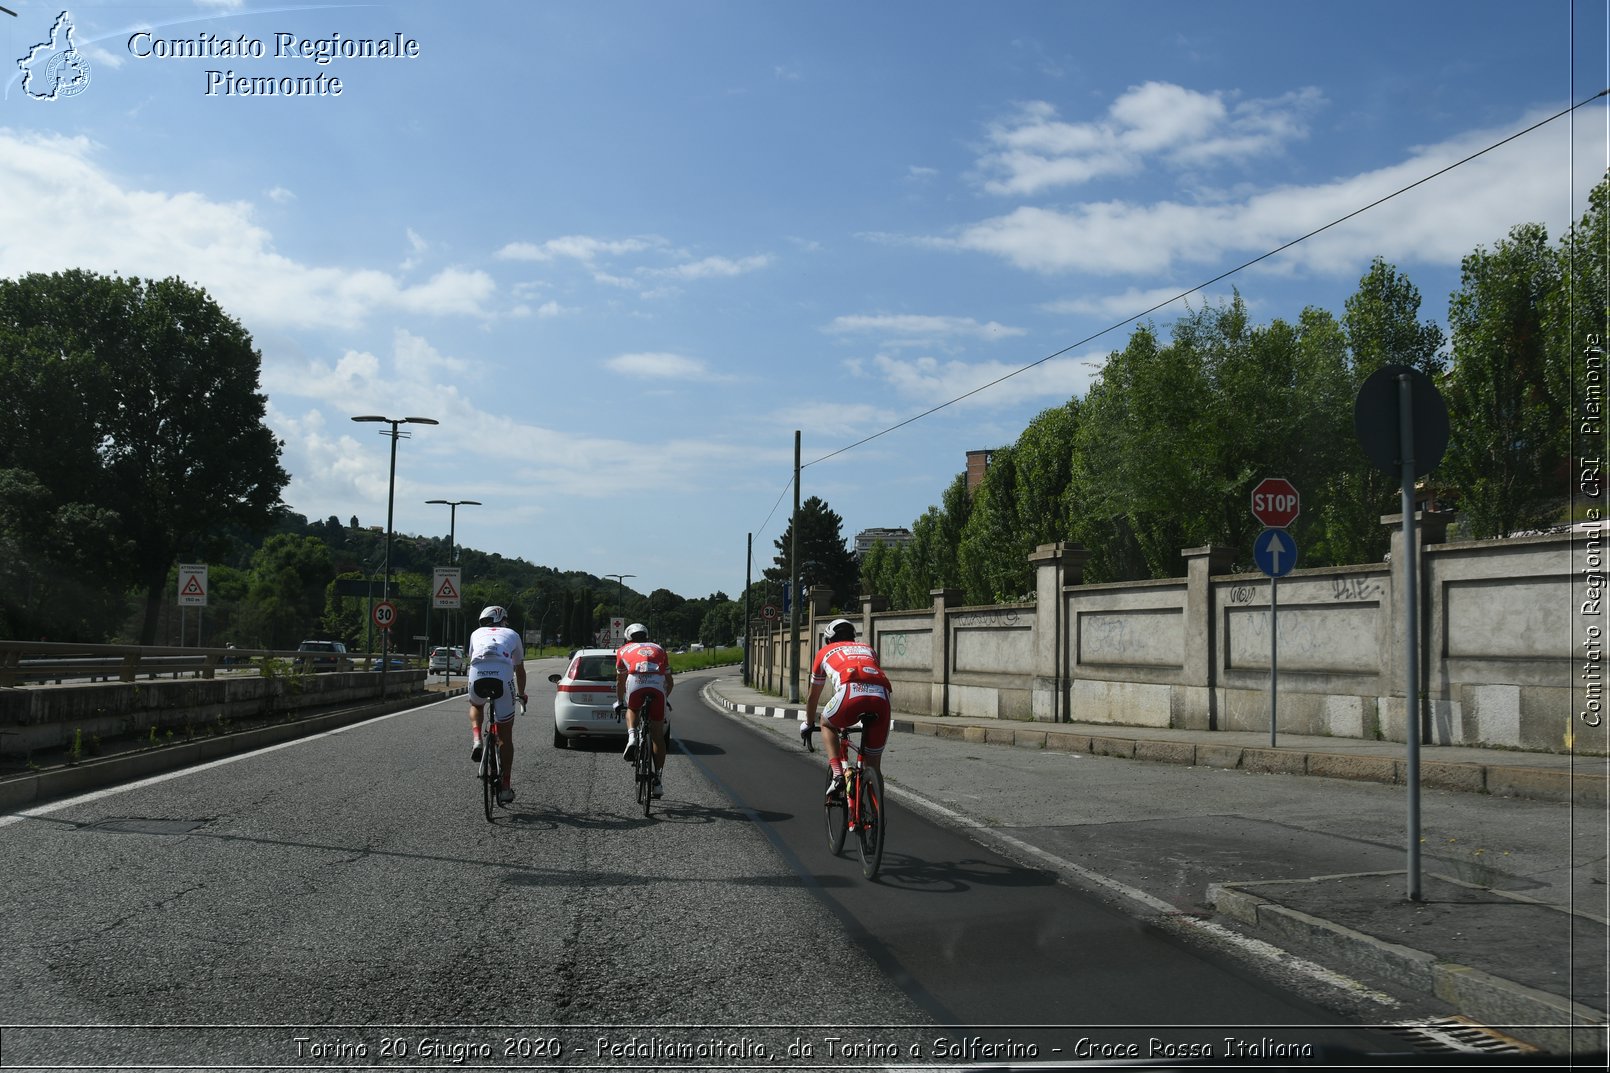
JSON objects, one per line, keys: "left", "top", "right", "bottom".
{"left": 803, "top": 723, "right": 885, "bottom": 879}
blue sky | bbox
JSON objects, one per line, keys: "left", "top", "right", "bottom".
{"left": 2, "top": 1, "right": 1606, "bottom": 601}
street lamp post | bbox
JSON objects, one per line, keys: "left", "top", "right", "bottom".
{"left": 353, "top": 415, "right": 438, "bottom": 694}
{"left": 604, "top": 573, "right": 636, "bottom": 644}
{"left": 426, "top": 498, "right": 480, "bottom": 647}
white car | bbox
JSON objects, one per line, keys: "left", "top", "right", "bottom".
{"left": 548, "top": 648, "right": 623, "bottom": 748}
{"left": 428, "top": 646, "right": 465, "bottom": 674}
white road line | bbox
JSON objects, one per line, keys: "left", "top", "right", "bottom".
{"left": 0, "top": 698, "right": 455, "bottom": 830}
{"left": 700, "top": 681, "right": 1400, "bottom": 1010}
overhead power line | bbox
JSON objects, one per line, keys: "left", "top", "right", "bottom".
{"left": 797, "top": 87, "right": 1610, "bottom": 474}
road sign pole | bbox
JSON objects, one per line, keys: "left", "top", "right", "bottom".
{"left": 1400, "top": 372, "right": 1423, "bottom": 902}
{"left": 1270, "top": 573, "right": 1278, "bottom": 748}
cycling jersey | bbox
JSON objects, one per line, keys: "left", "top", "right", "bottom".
{"left": 617, "top": 640, "right": 671, "bottom": 722}
{"left": 811, "top": 640, "right": 892, "bottom": 754}
{"left": 468, "top": 624, "right": 525, "bottom": 720}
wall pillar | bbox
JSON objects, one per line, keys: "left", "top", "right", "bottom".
{"left": 1180, "top": 545, "right": 1235, "bottom": 730}
{"left": 1381, "top": 511, "right": 1454, "bottom": 743}
{"left": 859, "top": 593, "right": 890, "bottom": 643}
{"left": 930, "top": 588, "right": 963, "bottom": 716}
{"left": 1030, "top": 543, "right": 1087, "bottom": 722}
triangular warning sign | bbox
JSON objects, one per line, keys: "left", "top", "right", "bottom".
{"left": 180, "top": 575, "right": 206, "bottom": 597}
{"left": 435, "top": 577, "right": 459, "bottom": 599}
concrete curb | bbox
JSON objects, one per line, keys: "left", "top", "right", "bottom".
{"left": 702, "top": 682, "right": 1606, "bottom": 806}
{"left": 0, "top": 688, "right": 462, "bottom": 812}
{"left": 1210, "top": 875, "right": 1608, "bottom": 1055}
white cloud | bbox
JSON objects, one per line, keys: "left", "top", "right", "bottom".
{"left": 495, "top": 235, "right": 661, "bottom": 262}
{"left": 1041, "top": 286, "right": 1225, "bottom": 320}
{"left": 868, "top": 351, "right": 1103, "bottom": 408}
{"left": 603, "top": 352, "right": 710, "bottom": 379}
{"left": 0, "top": 130, "right": 497, "bottom": 329}
{"left": 266, "top": 186, "right": 296, "bottom": 204}
{"left": 975, "top": 83, "right": 1324, "bottom": 197}
{"left": 824, "top": 314, "right": 1026, "bottom": 341}
{"left": 952, "top": 111, "right": 1608, "bottom": 278}
{"left": 644, "top": 254, "right": 771, "bottom": 280}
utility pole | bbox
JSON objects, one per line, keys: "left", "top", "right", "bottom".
{"left": 789, "top": 430, "right": 801, "bottom": 704}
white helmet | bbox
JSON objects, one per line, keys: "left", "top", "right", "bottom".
{"left": 479, "top": 605, "right": 508, "bottom": 627}
{"left": 821, "top": 618, "right": 856, "bottom": 644}
{"left": 624, "top": 622, "right": 649, "bottom": 641}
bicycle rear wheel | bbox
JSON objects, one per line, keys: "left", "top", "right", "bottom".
{"left": 855, "top": 767, "right": 885, "bottom": 878}
{"left": 634, "top": 735, "right": 655, "bottom": 816}
{"left": 481, "top": 735, "right": 498, "bottom": 822}
{"left": 824, "top": 779, "right": 848, "bottom": 855}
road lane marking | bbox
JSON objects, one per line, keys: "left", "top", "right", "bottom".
{"left": 0, "top": 697, "right": 458, "bottom": 830}
{"left": 699, "top": 680, "right": 1400, "bottom": 1010}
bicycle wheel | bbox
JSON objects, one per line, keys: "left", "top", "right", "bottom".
{"left": 633, "top": 735, "right": 653, "bottom": 814}
{"left": 855, "top": 767, "right": 885, "bottom": 879}
{"left": 481, "top": 734, "right": 498, "bottom": 822}
{"left": 823, "top": 776, "right": 848, "bottom": 855}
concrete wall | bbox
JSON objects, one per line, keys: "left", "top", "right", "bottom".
{"left": 745, "top": 516, "right": 1607, "bottom": 756}
{"left": 0, "top": 670, "right": 428, "bottom": 756}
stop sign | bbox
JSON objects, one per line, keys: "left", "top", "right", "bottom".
{"left": 1251, "top": 477, "right": 1300, "bottom": 528}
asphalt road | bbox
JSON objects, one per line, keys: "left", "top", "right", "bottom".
{"left": 0, "top": 660, "right": 1418, "bottom": 1068}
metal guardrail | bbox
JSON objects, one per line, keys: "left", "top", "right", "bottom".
{"left": 0, "top": 641, "right": 417, "bottom": 687}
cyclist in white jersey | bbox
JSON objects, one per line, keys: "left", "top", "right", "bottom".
{"left": 467, "top": 605, "right": 527, "bottom": 804}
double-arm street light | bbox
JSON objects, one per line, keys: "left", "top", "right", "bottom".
{"left": 426, "top": 498, "right": 482, "bottom": 563}
{"left": 426, "top": 498, "right": 480, "bottom": 648}
{"left": 352, "top": 415, "right": 438, "bottom": 681}
{"left": 604, "top": 573, "right": 636, "bottom": 643}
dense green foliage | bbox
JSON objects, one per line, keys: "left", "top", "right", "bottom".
{"left": 849, "top": 179, "right": 1604, "bottom": 608}
{"left": 0, "top": 271, "right": 288, "bottom": 642}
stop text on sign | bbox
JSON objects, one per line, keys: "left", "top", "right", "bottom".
{"left": 1250, "top": 477, "right": 1300, "bottom": 528}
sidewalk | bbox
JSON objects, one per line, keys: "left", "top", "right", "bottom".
{"left": 702, "top": 670, "right": 1608, "bottom": 1057}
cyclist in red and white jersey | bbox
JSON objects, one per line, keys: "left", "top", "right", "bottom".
{"left": 616, "top": 622, "right": 674, "bottom": 798}
{"left": 800, "top": 618, "right": 891, "bottom": 800}
{"left": 467, "top": 605, "right": 527, "bottom": 804}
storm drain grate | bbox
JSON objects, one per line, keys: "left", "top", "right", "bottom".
{"left": 83, "top": 818, "right": 207, "bottom": 836}
{"left": 1386, "top": 1016, "right": 1537, "bottom": 1055}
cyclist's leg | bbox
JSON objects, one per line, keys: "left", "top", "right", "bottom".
{"left": 642, "top": 689, "right": 668, "bottom": 770}
{"left": 820, "top": 689, "right": 851, "bottom": 777}
{"left": 498, "top": 709, "right": 515, "bottom": 789}
{"left": 469, "top": 699, "right": 486, "bottom": 760}
{"left": 859, "top": 700, "right": 892, "bottom": 774}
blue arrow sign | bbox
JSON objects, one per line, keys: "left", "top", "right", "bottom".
{"left": 1253, "top": 528, "right": 1298, "bottom": 578}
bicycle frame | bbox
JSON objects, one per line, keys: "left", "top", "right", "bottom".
{"left": 472, "top": 676, "right": 519, "bottom": 822}
{"left": 808, "top": 723, "right": 885, "bottom": 879}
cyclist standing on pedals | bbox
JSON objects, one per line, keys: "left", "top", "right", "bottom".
{"left": 467, "top": 605, "right": 528, "bottom": 804}
{"left": 616, "top": 622, "right": 673, "bottom": 799}
{"left": 800, "top": 618, "right": 892, "bottom": 800}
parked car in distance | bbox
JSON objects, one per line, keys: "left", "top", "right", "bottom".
{"left": 548, "top": 647, "right": 623, "bottom": 749}
{"left": 296, "top": 639, "right": 347, "bottom": 671}
{"left": 370, "top": 654, "right": 409, "bottom": 671}
{"left": 428, "top": 646, "right": 465, "bottom": 674}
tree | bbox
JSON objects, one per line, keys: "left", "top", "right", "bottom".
{"left": 236, "top": 534, "right": 334, "bottom": 649}
{"left": 958, "top": 445, "right": 1024, "bottom": 603}
{"left": 1443, "top": 223, "right": 1565, "bottom": 537}
{"left": 765, "top": 495, "right": 859, "bottom": 609}
{"left": 0, "top": 270, "right": 288, "bottom": 642}
{"left": 1318, "top": 259, "right": 1446, "bottom": 563}
{"left": 697, "top": 600, "right": 742, "bottom": 648}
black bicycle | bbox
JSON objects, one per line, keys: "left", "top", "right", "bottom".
{"left": 630, "top": 697, "right": 671, "bottom": 817}
{"left": 804, "top": 722, "right": 885, "bottom": 879}
{"left": 471, "top": 677, "right": 521, "bottom": 821}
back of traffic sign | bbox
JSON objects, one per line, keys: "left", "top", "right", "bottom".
{"left": 1353, "top": 364, "right": 1448, "bottom": 477}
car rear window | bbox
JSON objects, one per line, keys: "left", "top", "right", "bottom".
{"left": 571, "top": 656, "right": 616, "bottom": 682}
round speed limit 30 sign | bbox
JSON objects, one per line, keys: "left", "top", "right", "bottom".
{"left": 372, "top": 600, "right": 397, "bottom": 631}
